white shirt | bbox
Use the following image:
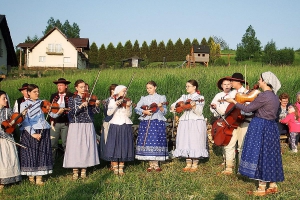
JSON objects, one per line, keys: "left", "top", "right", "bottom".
{"left": 210, "top": 90, "right": 235, "bottom": 117}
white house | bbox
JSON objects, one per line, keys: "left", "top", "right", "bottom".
{"left": 0, "top": 15, "right": 18, "bottom": 75}
{"left": 17, "top": 27, "right": 89, "bottom": 69}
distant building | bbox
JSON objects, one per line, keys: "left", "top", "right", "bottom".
{"left": 17, "top": 27, "right": 89, "bottom": 69}
{"left": 0, "top": 15, "right": 18, "bottom": 74}
{"left": 122, "top": 56, "right": 144, "bottom": 67}
{"left": 186, "top": 45, "right": 210, "bottom": 67}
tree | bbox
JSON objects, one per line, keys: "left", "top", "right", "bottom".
{"left": 43, "top": 17, "right": 80, "bottom": 38}
{"left": 25, "top": 35, "right": 39, "bottom": 43}
{"left": 88, "top": 42, "right": 99, "bottom": 68}
{"left": 123, "top": 40, "right": 133, "bottom": 59}
{"left": 149, "top": 40, "right": 158, "bottom": 62}
{"left": 132, "top": 40, "right": 140, "bottom": 57}
{"left": 262, "top": 40, "right": 277, "bottom": 64}
{"left": 236, "top": 25, "right": 261, "bottom": 61}
{"left": 183, "top": 38, "right": 192, "bottom": 57}
{"left": 174, "top": 38, "right": 184, "bottom": 61}
{"left": 200, "top": 37, "right": 208, "bottom": 46}
{"left": 98, "top": 44, "right": 107, "bottom": 65}
{"left": 212, "top": 36, "right": 229, "bottom": 50}
{"left": 106, "top": 43, "right": 116, "bottom": 63}
{"left": 165, "top": 39, "right": 175, "bottom": 61}
{"left": 140, "top": 41, "right": 149, "bottom": 60}
{"left": 157, "top": 41, "right": 166, "bottom": 62}
{"left": 191, "top": 38, "right": 199, "bottom": 45}
{"left": 115, "top": 42, "right": 124, "bottom": 61}
{"left": 208, "top": 37, "right": 217, "bottom": 63}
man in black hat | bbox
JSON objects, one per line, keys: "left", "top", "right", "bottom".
{"left": 49, "top": 78, "right": 73, "bottom": 162}
{"left": 13, "top": 83, "right": 29, "bottom": 113}
{"left": 221, "top": 72, "right": 253, "bottom": 175}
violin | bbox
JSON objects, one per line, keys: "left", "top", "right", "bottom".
{"left": 175, "top": 98, "right": 204, "bottom": 113}
{"left": 82, "top": 91, "right": 99, "bottom": 106}
{"left": 41, "top": 100, "right": 70, "bottom": 114}
{"left": 1, "top": 104, "right": 32, "bottom": 134}
{"left": 211, "top": 103, "right": 244, "bottom": 146}
{"left": 141, "top": 102, "right": 169, "bottom": 117}
{"left": 235, "top": 84, "right": 260, "bottom": 104}
{"left": 114, "top": 95, "right": 132, "bottom": 108}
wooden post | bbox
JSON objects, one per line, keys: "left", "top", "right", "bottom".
{"left": 19, "top": 48, "right": 22, "bottom": 70}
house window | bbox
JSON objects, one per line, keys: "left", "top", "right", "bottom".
{"left": 39, "top": 56, "right": 46, "bottom": 62}
{"left": 56, "top": 44, "right": 62, "bottom": 53}
{"left": 198, "top": 54, "right": 200, "bottom": 57}
{"left": 202, "top": 54, "right": 205, "bottom": 57}
{"left": 64, "top": 57, "right": 70, "bottom": 63}
{"left": 48, "top": 44, "right": 54, "bottom": 52}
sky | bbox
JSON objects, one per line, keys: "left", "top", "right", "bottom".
{"left": 1, "top": 0, "right": 300, "bottom": 50}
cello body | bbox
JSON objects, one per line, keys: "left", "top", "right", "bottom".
{"left": 212, "top": 103, "right": 244, "bottom": 146}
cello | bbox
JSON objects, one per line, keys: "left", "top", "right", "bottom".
{"left": 211, "top": 103, "right": 244, "bottom": 146}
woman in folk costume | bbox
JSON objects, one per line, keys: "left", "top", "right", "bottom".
{"left": 102, "top": 85, "right": 134, "bottom": 175}
{"left": 135, "top": 81, "right": 168, "bottom": 172}
{"left": 226, "top": 71, "right": 284, "bottom": 196}
{"left": 0, "top": 90, "right": 21, "bottom": 190}
{"left": 19, "top": 84, "right": 52, "bottom": 185}
{"left": 63, "top": 79, "right": 100, "bottom": 180}
{"left": 170, "top": 79, "right": 209, "bottom": 172}
{"left": 100, "top": 84, "right": 118, "bottom": 165}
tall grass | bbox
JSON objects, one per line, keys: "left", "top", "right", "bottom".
{"left": 1, "top": 66, "right": 300, "bottom": 199}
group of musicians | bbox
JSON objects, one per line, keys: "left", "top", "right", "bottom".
{"left": 0, "top": 71, "right": 284, "bottom": 196}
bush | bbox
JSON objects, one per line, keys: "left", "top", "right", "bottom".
{"left": 213, "top": 58, "right": 227, "bottom": 66}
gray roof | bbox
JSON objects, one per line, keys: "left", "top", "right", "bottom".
{"left": 0, "top": 15, "right": 18, "bottom": 66}
{"left": 193, "top": 45, "right": 210, "bottom": 54}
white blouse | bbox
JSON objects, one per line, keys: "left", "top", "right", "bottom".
{"left": 107, "top": 98, "right": 133, "bottom": 125}
{"left": 171, "top": 92, "right": 205, "bottom": 121}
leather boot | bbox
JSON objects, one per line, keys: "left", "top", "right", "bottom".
{"left": 73, "top": 169, "right": 79, "bottom": 180}
{"left": 81, "top": 168, "right": 87, "bottom": 179}
{"left": 29, "top": 176, "right": 35, "bottom": 184}
{"left": 36, "top": 176, "right": 44, "bottom": 186}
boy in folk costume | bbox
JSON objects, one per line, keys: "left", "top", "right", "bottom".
{"left": 210, "top": 77, "right": 234, "bottom": 165}
{"left": 221, "top": 73, "right": 253, "bottom": 175}
{"left": 49, "top": 78, "right": 73, "bottom": 162}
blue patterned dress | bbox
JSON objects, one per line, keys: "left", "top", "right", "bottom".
{"left": 19, "top": 99, "right": 53, "bottom": 176}
{"left": 135, "top": 93, "right": 168, "bottom": 161}
{"left": 236, "top": 91, "right": 284, "bottom": 182}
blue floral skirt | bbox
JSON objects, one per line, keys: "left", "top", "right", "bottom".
{"left": 239, "top": 117, "right": 284, "bottom": 182}
{"left": 135, "top": 119, "right": 168, "bottom": 161}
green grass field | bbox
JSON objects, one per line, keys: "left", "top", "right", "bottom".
{"left": 1, "top": 65, "right": 300, "bottom": 199}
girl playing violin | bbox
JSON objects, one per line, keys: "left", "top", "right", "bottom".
{"left": 19, "top": 84, "right": 52, "bottom": 185}
{"left": 101, "top": 85, "right": 134, "bottom": 175}
{"left": 0, "top": 90, "right": 21, "bottom": 190}
{"left": 63, "top": 79, "right": 100, "bottom": 180}
{"left": 170, "top": 79, "right": 209, "bottom": 172}
{"left": 134, "top": 81, "right": 168, "bottom": 172}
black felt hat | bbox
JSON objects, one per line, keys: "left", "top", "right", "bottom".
{"left": 53, "top": 78, "right": 71, "bottom": 85}
{"left": 18, "top": 83, "right": 29, "bottom": 91}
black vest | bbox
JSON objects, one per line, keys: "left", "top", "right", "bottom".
{"left": 17, "top": 97, "right": 26, "bottom": 113}
{"left": 50, "top": 92, "right": 73, "bottom": 124}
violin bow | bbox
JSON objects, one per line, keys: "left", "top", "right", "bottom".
{"left": 0, "top": 134, "right": 27, "bottom": 148}
{"left": 121, "top": 72, "right": 136, "bottom": 101}
{"left": 87, "top": 70, "right": 101, "bottom": 103}
{"left": 211, "top": 106, "right": 230, "bottom": 126}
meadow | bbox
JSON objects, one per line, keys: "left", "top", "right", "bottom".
{"left": 1, "top": 65, "right": 300, "bottom": 199}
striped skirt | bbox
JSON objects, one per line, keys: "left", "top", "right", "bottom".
{"left": 19, "top": 129, "right": 53, "bottom": 176}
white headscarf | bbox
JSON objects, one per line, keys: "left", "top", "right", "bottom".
{"left": 261, "top": 71, "right": 281, "bottom": 94}
{"left": 114, "top": 85, "right": 127, "bottom": 95}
